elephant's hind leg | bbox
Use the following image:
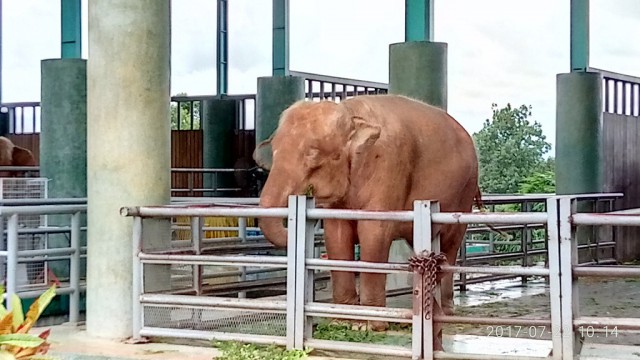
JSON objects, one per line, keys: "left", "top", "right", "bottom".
{"left": 440, "top": 223, "right": 468, "bottom": 316}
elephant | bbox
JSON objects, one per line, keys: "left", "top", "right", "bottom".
{"left": 0, "top": 136, "right": 36, "bottom": 177}
{"left": 253, "top": 94, "right": 482, "bottom": 331}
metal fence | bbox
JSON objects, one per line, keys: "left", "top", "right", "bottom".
{"left": 290, "top": 71, "right": 388, "bottom": 102}
{"left": 122, "top": 194, "right": 640, "bottom": 360}
{"left": 0, "top": 94, "right": 257, "bottom": 134}
{"left": 590, "top": 67, "right": 640, "bottom": 116}
{"left": 170, "top": 94, "right": 256, "bottom": 131}
{"left": 0, "top": 202, "right": 87, "bottom": 323}
{"left": 0, "top": 166, "right": 262, "bottom": 197}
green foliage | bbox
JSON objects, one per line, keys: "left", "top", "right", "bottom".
{"left": 170, "top": 92, "right": 201, "bottom": 130}
{"left": 214, "top": 341, "right": 311, "bottom": 360}
{"left": 312, "top": 323, "right": 387, "bottom": 343}
{"left": 0, "top": 285, "right": 57, "bottom": 359}
{"left": 519, "top": 171, "right": 555, "bottom": 194}
{"left": 473, "top": 103, "right": 553, "bottom": 194}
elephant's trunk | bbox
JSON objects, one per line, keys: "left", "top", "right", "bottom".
{"left": 257, "top": 171, "right": 293, "bottom": 248}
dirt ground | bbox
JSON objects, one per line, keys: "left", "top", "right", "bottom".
{"left": 386, "top": 276, "right": 640, "bottom": 346}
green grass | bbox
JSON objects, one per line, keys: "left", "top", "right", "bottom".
{"left": 214, "top": 341, "right": 312, "bottom": 360}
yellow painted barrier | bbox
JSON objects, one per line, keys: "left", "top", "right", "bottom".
{"left": 173, "top": 216, "right": 257, "bottom": 240}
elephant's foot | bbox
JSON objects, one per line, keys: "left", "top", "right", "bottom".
{"left": 328, "top": 319, "right": 388, "bottom": 332}
{"left": 442, "top": 304, "right": 455, "bottom": 316}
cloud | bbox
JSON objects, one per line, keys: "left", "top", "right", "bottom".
{"left": 2, "top": 0, "right": 640, "bottom": 156}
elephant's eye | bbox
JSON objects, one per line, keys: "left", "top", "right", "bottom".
{"left": 331, "top": 153, "right": 341, "bottom": 161}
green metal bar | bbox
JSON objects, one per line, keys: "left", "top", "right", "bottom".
{"left": 405, "top": 0, "right": 433, "bottom": 42}
{"left": 272, "top": 0, "right": 289, "bottom": 77}
{"left": 61, "top": 0, "right": 82, "bottom": 58}
{"left": 216, "top": 0, "right": 228, "bottom": 95}
{"left": 570, "top": 0, "right": 589, "bottom": 71}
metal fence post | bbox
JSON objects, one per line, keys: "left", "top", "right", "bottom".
{"left": 69, "top": 211, "right": 81, "bottom": 324}
{"left": 131, "top": 216, "right": 144, "bottom": 340}
{"left": 6, "top": 214, "right": 18, "bottom": 311}
{"left": 297, "top": 196, "right": 315, "bottom": 341}
{"left": 545, "top": 197, "right": 564, "bottom": 360}
{"left": 559, "top": 197, "right": 581, "bottom": 359}
{"left": 191, "top": 216, "right": 203, "bottom": 295}
{"left": 285, "top": 195, "right": 299, "bottom": 350}
{"left": 412, "top": 200, "right": 433, "bottom": 360}
{"left": 238, "top": 217, "right": 248, "bottom": 299}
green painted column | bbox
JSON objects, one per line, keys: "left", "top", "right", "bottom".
{"left": 41, "top": 58, "right": 87, "bottom": 199}
{"left": 405, "top": 0, "right": 434, "bottom": 42}
{"left": 40, "top": 58, "right": 87, "bottom": 281}
{"left": 216, "top": 0, "right": 228, "bottom": 95}
{"left": 202, "top": 99, "right": 236, "bottom": 196}
{"left": 61, "top": 0, "right": 82, "bottom": 58}
{"left": 389, "top": 41, "right": 447, "bottom": 110}
{"left": 570, "top": 0, "right": 589, "bottom": 71}
{"left": 555, "top": 71, "right": 603, "bottom": 195}
{"left": 86, "top": 0, "right": 171, "bottom": 339}
{"left": 255, "top": 76, "right": 304, "bottom": 144}
{"left": 272, "top": 0, "right": 289, "bottom": 76}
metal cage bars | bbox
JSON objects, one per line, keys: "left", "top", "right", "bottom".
{"left": 123, "top": 194, "right": 640, "bottom": 359}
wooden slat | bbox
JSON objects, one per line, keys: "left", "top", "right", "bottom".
{"left": 602, "top": 113, "right": 640, "bottom": 261}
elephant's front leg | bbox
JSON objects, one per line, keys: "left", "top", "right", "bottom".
{"left": 324, "top": 219, "right": 358, "bottom": 305}
{"left": 357, "top": 220, "right": 393, "bottom": 331}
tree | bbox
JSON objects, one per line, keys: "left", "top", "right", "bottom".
{"left": 170, "top": 92, "right": 201, "bottom": 130}
{"left": 472, "top": 103, "right": 552, "bottom": 194}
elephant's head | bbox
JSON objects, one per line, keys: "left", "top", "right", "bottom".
{"left": 253, "top": 100, "right": 381, "bottom": 247}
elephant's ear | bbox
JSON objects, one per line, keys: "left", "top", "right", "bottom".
{"left": 348, "top": 117, "right": 381, "bottom": 155}
{"left": 253, "top": 136, "right": 274, "bottom": 171}
{"left": 12, "top": 146, "right": 36, "bottom": 166}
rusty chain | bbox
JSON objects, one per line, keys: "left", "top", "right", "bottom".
{"left": 408, "top": 250, "right": 448, "bottom": 320}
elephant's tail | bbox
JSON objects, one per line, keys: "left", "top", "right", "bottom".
{"left": 474, "top": 187, "right": 514, "bottom": 240}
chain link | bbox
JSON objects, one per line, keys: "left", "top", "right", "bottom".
{"left": 408, "top": 250, "right": 448, "bottom": 320}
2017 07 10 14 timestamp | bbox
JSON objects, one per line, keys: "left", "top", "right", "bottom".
{"left": 486, "top": 325, "right": 552, "bottom": 338}
{"left": 578, "top": 325, "right": 619, "bottom": 338}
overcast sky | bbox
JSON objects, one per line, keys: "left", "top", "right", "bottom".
{"left": 3, "top": 0, "right": 640, "bottom": 156}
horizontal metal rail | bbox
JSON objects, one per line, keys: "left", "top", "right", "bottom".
{"left": 139, "top": 253, "right": 287, "bottom": 268}
{"left": 140, "top": 293, "right": 286, "bottom": 311}
{"left": 572, "top": 265, "right": 640, "bottom": 277}
{"left": 121, "top": 205, "right": 287, "bottom": 218}
{"left": 304, "top": 339, "right": 412, "bottom": 358}
{"left": 139, "top": 327, "right": 286, "bottom": 347}
{"left": 571, "top": 213, "right": 640, "bottom": 226}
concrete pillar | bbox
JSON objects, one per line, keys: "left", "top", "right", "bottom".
{"left": 41, "top": 58, "right": 87, "bottom": 199}
{"left": 40, "top": 58, "right": 87, "bottom": 286}
{"left": 86, "top": 0, "right": 171, "bottom": 339}
{"left": 255, "top": 76, "right": 304, "bottom": 144}
{"left": 389, "top": 41, "right": 447, "bottom": 110}
{"left": 555, "top": 71, "right": 603, "bottom": 195}
{"left": 202, "top": 99, "right": 236, "bottom": 196}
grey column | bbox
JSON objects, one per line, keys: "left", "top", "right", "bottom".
{"left": 389, "top": 41, "right": 447, "bottom": 110}
{"left": 86, "top": 0, "right": 171, "bottom": 339}
{"left": 202, "top": 99, "right": 236, "bottom": 196}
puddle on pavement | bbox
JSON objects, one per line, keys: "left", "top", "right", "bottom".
{"left": 454, "top": 277, "right": 548, "bottom": 307}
